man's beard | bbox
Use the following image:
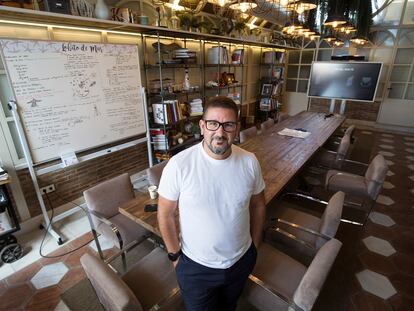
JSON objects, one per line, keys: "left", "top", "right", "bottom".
{"left": 205, "top": 135, "right": 231, "bottom": 155}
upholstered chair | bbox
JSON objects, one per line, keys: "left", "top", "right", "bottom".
{"left": 266, "top": 191, "right": 344, "bottom": 257}
{"left": 314, "top": 135, "right": 351, "bottom": 170}
{"left": 260, "top": 118, "right": 275, "bottom": 133}
{"left": 240, "top": 126, "right": 258, "bottom": 143}
{"left": 81, "top": 247, "right": 184, "bottom": 311}
{"left": 243, "top": 238, "right": 342, "bottom": 311}
{"left": 146, "top": 160, "right": 168, "bottom": 186}
{"left": 277, "top": 111, "right": 289, "bottom": 123}
{"left": 325, "top": 154, "right": 388, "bottom": 224}
{"left": 84, "top": 173, "right": 149, "bottom": 258}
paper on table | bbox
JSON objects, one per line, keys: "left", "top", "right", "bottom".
{"left": 278, "top": 128, "right": 311, "bottom": 139}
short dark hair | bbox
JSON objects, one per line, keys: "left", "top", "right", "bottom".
{"left": 203, "top": 96, "right": 239, "bottom": 120}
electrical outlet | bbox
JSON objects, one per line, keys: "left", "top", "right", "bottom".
{"left": 40, "top": 184, "right": 56, "bottom": 194}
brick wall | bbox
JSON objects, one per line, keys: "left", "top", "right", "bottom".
{"left": 309, "top": 98, "right": 380, "bottom": 121}
{"left": 16, "top": 142, "right": 149, "bottom": 218}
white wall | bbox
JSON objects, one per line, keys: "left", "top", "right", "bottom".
{"left": 285, "top": 92, "right": 309, "bottom": 115}
{"left": 377, "top": 99, "right": 414, "bottom": 128}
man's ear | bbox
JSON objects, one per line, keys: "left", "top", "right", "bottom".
{"left": 199, "top": 119, "right": 205, "bottom": 135}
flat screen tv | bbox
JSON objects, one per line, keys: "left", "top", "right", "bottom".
{"left": 307, "top": 61, "right": 382, "bottom": 102}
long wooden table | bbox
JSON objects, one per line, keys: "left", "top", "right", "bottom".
{"left": 119, "top": 111, "right": 345, "bottom": 237}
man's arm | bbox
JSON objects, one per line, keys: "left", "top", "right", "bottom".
{"left": 157, "top": 195, "right": 180, "bottom": 266}
{"left": 249, "top": 190, "right": 266, "bottom": 248}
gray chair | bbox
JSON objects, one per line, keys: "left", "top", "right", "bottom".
{"left": 325, "top": 154, "right": 388, "bottom": 224}
{"left": 240, "top": 126, "right": 258, "bottom": 143}
{"left": 81, "top": 246, "right": 183, "bottom": 311}
{"left": 260, "top": 118, "right": 275, "bottom": 133}
{"left": 84, "top": 173, "right": 149, "bottom": 258}
{"left": 146, "top": 160, "right": 168, "bottom": 186}
{"left": 277, "top": 111, "right": 289, "bottom": 123}
{"left": 243, "top": 238, "right": 342, "bottom": 311}
{"left": 266, "top": 191, "right": 344, "bottom": 256}
{"left": 314, "top": 134, "right": 351, "bottom": 170}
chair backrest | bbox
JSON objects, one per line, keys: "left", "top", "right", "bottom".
{"left": 146, "top": 160, "right": 168, "bottom": 186}
{"left": 240, "top": 126, "right": 258, "bottom": 143}
{"left": 344, "top": 125, "right": 355, "bottom": 138}
{"left": 316, "top": 191, "right": 344, "bottom": 248}
{"left": 364, "top": 154, "right": 389, "bottom": 200}
{"left": 277, "top": 112, "right": 289, "bottom": 123}
{"left": 84, "top": 173, "right": 135, "bottom": 221}
{"left": 260, "top": 118, "right": 275, "bottom": 132}
{"left": 80, "top": 253, "right": 143, "bottom": 311}
{"left": 335, "top": 135, "right": 351, "bottom": 167}
{"left": 293, "top": 239, "right": 342, "bottom": 311}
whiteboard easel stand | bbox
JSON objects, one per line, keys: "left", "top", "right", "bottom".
{"left": 142, "top": 88, "right": 153, "bottom": 167}
{"left": 8, "top": 100, "right": 64, "bottom": 245}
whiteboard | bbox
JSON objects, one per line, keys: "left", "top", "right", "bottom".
{"left": 0, "top": 39, "right": 146, "bottom": 163}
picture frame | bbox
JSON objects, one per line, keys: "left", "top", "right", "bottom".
{"left": 226, "top": 73, "right": 236, "bottom": 84}
{"left": 261, "top": 83, "right": 272, "bottom": 96}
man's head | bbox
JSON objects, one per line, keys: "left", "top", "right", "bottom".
{"left": 199, "top": 96, "right": 240, "bottom": 159}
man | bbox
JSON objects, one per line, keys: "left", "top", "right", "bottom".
{"left": 157, "top": 96, "right": 266, "bottom": 311}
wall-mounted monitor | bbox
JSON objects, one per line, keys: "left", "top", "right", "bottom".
{"left": 307, "top": 61, "right": 382, "bottom": 102}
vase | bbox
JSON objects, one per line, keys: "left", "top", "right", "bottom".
{"left": 94, "top": 0, "right": 110, "bottom": 20}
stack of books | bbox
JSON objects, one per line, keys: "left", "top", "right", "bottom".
{"left": 189, "top": 98, "right": 203, "bottom": 116}
{"left": 150, "top": 128, "right": 168, "bottom": 151}
{"left": 152, "top": 100, "right": 185, "bottom": 124}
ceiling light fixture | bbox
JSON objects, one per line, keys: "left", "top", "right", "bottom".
{"left": 229, "top": 1, "right": 258, "bottom": 13}
{"left": 324, "top": 14, "right": 347, "bottom": 28}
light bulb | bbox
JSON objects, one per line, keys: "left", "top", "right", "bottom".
{"left": 280, "top": 0, "right": 289, "bottom": 6}
{"left": 218, "top": 0, "right": 226, "bottom": 6}
{"left": 345, "top": 29, "right": 350, "bottom": 34}
{"left": 296, "top": 6, "right": 304, "bottom": 14}
{"left": 332, "top": 21, "right": 338, "bottom": 28}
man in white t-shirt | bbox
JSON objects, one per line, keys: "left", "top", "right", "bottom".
{"left": 157, "top": 96, "right": 266, "bottom": 311}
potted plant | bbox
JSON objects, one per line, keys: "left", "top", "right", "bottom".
{"left": 192, "top": 123, "right": 201, "bottom": 139}
{"left": 234, "top": 20, "right": 246, "bottom": 38}
{"left": 189, "top": 15, "right": 201, "bottom": 32}
{"left": 177, "top": 12, "right": 192, "bottom": 31}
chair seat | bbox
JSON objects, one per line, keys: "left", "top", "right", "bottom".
{"left": 325, "top": 170, "right": 368, "bottom": 198}
{"left": 271, "top": 203, "right": 321, "bottom": 247}
{"left": 97, "top": 213, "right": 149, "bottom": 249}
{"left": 122, "top": 247, "right": 181, "bottom": 310}
{"left": 253, "top": 243, "right": 307, "bottom": 301}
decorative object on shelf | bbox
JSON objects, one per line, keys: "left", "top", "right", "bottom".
{"left": 221, "top": 17, "right": 234, "bottom": 35}
{"left": 137, "top": 15, "right": 149, "bottom": 25}
{"left": 231, "top": 49, "right": 244, "bottom": 64}
{"left": 234, "top": 19, "right": 246, "bottom": 38}
{"left": 261, "top": 84, "right": 273, "bottom": 96}
{"left": 182, "top": 68, "right": 190, "bottom": 91}
{"left": 226, "top": 73, "right": 236, "bottom": 85}
{"left": 192, "top": 123, "right": 201, "bottom": 139}
{"left": 189, "top": 98, "right": 203, "bottom": 116}
{"left": 70, "top": 0, "right": 94, "bottom": 17}
{"left": 207, "top": 46, "right": 228, "bottom": 64}
{"left": 94, "top": 0, "right": 110, "bottom": 20}
{"left": 177, "top": 12, "right": 192, "bottom": 31}
{"left": 111, "top": 7, "right": 132, "bottom": 23}
{"left": 184, "top": 121, "right": 194, "bottom": 134}
{"left": 170, "top": 10, "right": 180, "bottom": 29}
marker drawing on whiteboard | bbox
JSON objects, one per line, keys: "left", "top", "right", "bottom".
{"left": 27, "top": 98, "right": 41, "bottom": 107}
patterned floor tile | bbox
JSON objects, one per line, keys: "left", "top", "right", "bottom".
{"left": 54, "top": 300, "right": 71, "bottom": 311}
{"left": 25, "top": 285, "right": 61, "bottom": 311}
{"left": 385, "top": 160, "right": 394, "bottom": 166}
{"left": 88, "top": 235, "right": 114, "bottom": 253}
{"left": 369, "top": 212, "right": 395, "bottom": 227}
{"left": 387, "top": 170, "right": 395, "bottom": 176}
{"left": 380, "top": 139, "right": 393, "bottom": 143}
{"left": 379, "top": 151, "right": 395, "bottom": 157}
{"left": 379, "top": 144, "right": 394, "bottom": 150}
{"left": 404, "top": 136, "right": 414, "bottom": 141}
{"left": 358, "top": 252, "right": 396, "bottom": 276}
{"left": 356, "top": 269, "right": 397, "bottom": 299}
{"left": 409, "top": 165, "right": 414, "bottom": 170}
{"left": 361, "top": 131, "right": 373, "bottom": 135}
{"left": 406, "top": 148, "right": 414, "bottom": 153}
{"left": 382, "top": 181, "right": 395, "bottom": 190}
{"left": 376, "top": 195, "right": 395, "bottom": 206}
{"left": 30, "top": 262, "right": 68, "bottom": 290}
{"left": 381, "top": 133, "right": 394, "bottom": 138}
{"left": 406, "top": 155, "right": 414, "bottom": 161}
{"left": 405, "top": 142, "right": 414, "bottom": 147}
{"left": 362, "top": 236, "right": 396, "bottom": 257}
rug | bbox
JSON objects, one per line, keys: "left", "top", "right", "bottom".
{"left": 61, "top": 240, "right": 155, "bottom": 311}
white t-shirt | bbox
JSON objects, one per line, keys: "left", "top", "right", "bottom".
{"left": 158, "top": 142, "right": 265, "bottom": 269}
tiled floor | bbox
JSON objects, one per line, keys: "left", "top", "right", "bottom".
{"left": 1, "top": 127, "right": 414, "bottom": 310}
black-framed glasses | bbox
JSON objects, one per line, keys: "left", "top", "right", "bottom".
{"left": 204, "top": 120, "right": 237, "bottom": 132}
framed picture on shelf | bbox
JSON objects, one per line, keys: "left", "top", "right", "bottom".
{"left": 259, "top": 98, "right": 271, "bottom": 111}
{"left": 261, "top": 83, "right": 272, "bottom": 96}
{"left": 226, "top": 73, "right": 236, "bottom": 85}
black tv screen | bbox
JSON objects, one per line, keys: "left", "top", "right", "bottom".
{"left": 307, "top": 61, "right": 382, "bottom": 102}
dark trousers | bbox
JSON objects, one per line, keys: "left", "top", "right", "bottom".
{"left": 175, "top": 243, "right": 257, "bottom": 311}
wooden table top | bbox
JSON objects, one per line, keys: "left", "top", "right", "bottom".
{"left": 119, "top": 111, "right": 345, "bottom": 237}
{"left": 241, "top": 111, "right": 345, "bottom": 204}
